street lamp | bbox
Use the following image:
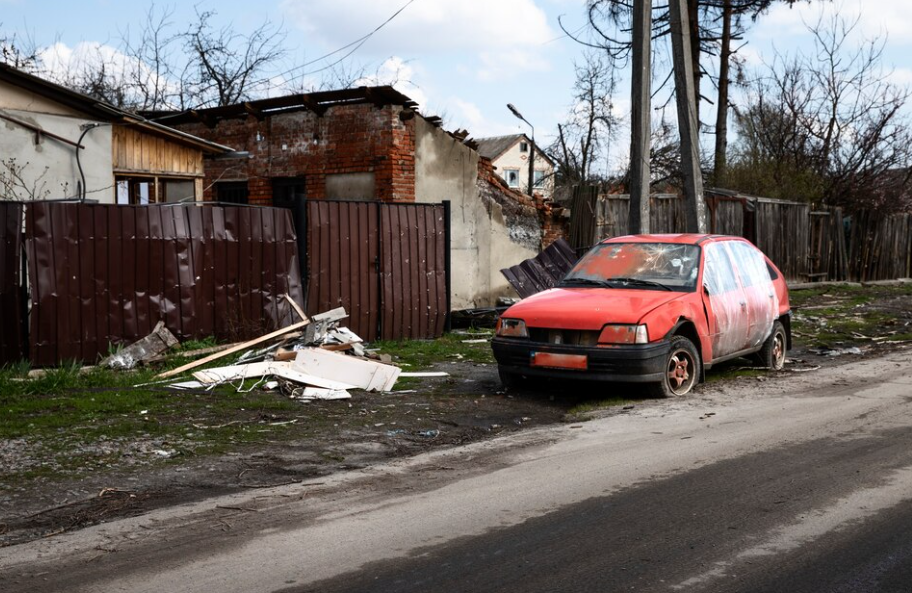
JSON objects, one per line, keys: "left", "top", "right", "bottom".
{"left": 507, "top": 103, "right": 535, "bottom": 197}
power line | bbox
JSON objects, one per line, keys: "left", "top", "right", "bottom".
{"left": 253, "top": 0, "right": 419, "bottom": 92}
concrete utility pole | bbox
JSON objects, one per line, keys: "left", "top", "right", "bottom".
{"left": 668, "top": 0, "right": 708, "bottom": 233}
{"left": 628, "top": 0, "right": 653, "bottom": 235}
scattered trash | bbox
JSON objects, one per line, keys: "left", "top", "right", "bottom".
{"left": 399, "top": 371, "right": 449, "bottom": 378}
{"left": 290, "top": 387, "right": 352, "bottom": 401}
{"left": 461, "top": 339, "right": 489, "bottom": 344}
{"left": 100, "top": 321, "right": 180, "bottom": 370}
{"left": 816, "top": 346, "right": 864, "bottom": 357}
{"left": 418, "top": 429, "right": 439, "bottom": 438}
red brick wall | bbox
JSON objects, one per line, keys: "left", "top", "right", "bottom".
{"left": 175, "top": 104, "right": 416, "bottom": 205}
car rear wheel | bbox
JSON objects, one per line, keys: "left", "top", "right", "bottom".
{"left": 648, "top": 335, "right": 701, "bottom": 397}
{"left": 754, "top": 320, "right": 787, "bottom": 371}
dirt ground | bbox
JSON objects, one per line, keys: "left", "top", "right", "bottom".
{"left": 2, "top": 283, "right": 911, "bottom": 548}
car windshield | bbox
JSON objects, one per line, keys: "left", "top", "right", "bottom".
{"left": 560, "top": 242, "right": 701, "bottom": 292}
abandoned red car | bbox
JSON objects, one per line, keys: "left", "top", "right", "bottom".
{"left": 492, "top": 234, "right": 790, "bottom": 396}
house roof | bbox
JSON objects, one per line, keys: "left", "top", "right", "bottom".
{"left": 474, "top": 133, "right": 555, "bottom": 166}
{"left": 141, "top": 86, "right": 420, "bottom": 125}
{"left": 0, "top": 63, "right": 234, "bottom": 154}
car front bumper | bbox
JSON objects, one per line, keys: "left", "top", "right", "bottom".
{"left": 491, "top": 337, "right": 671, "bottom": 383}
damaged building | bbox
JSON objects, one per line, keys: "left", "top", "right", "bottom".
{"left": 150, "top": 86, "right": 561, "bottom": 308}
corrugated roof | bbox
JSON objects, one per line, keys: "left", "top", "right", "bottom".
{"left": 474, "top": 133, "right": 555, "bottom": 166}
{"left": 0, "top": 63, "right": 234, "bottom": 154}
{"left": 475, "top": 134, "right": 524, "bottom": 160}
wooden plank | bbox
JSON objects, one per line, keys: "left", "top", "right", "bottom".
{"left": 156, "top": 319, "right": 310, "bottom": 379}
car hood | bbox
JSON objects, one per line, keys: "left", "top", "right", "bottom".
{"left": 503, "top": 287, "right": 688, "bottom": 330}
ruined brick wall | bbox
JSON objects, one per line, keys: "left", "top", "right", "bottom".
{"left": 175, "top": 103, "right": 416, "bottom": 204}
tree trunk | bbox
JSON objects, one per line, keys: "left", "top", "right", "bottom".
{"left": 713, "top": 0, "right": 732, "bottom": 185}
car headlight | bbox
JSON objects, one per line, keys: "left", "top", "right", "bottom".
{"left": 598, "top": 324, "right": 648, "bottom": 345}
{"left": 496, "top": 318, "right": 528, "bottom": 338}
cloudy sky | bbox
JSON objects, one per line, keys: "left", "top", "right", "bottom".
{"left": 3, "top": 0, "right": 912, "bottom": 172}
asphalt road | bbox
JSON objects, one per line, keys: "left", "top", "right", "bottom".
{"left": 3, "top": 350, "right": 912, "bottom": 593}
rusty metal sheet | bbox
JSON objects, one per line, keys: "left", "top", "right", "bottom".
{"left": 305, "top": 201, "right": 447, "bottom": 342}
{"left": 501, "top": 238, "right": 579, "bottom": 299}
{"left": 23, "top": 202, "right": 304, "bottom": 366}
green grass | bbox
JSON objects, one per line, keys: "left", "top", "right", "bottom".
{"left": 373, "top": 331, "right": 495, "bottom": 369}
{"left": 789, "top": 284, "right": 912, "bottom": 346}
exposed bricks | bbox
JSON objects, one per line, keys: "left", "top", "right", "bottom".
{"left": 177, "top": 103, "right": 417, "bottom": 205}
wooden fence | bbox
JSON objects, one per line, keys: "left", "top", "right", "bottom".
{"left": 569, "top": 186, "right": 912, "bottom": 283}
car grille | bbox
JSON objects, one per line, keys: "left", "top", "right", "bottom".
{"left": 528, "top": 328, "right": 600, "bottom": 346}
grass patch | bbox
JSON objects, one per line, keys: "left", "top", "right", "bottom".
{"left": 373, "top": 331, "right": 495, "bottom": 369}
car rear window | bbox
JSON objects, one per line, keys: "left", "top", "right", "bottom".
{"left": 563, "top": 242, "right": 701, "bottom": 291}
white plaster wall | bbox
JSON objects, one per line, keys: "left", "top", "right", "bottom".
{"left": 492, "top": 139, "right": 554, "bottom": 198}
{"left": 0, "top": 108, "right": 113, "bottom": 202}
{"left": 414, "top": 118, "right": 537, "bottom": 309}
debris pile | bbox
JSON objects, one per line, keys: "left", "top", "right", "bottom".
{"left": 142, "top": 300, "right": 401, "bottom": 401}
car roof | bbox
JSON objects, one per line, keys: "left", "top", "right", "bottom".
{"left": 600, "top": 233, "right": 747, "bottom": 246}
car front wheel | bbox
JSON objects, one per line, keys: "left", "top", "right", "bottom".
{"left": 648, "top": 335, "right": 701, "bottom": 397}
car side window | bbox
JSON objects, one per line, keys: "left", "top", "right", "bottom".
{"left": 729, "top": 241, "right": 772, "bottom": 288}
{"left": 702, "top": 242, "right": 739, "bottom": 294}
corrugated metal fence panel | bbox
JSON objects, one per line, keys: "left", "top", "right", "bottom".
{"left": 379, "top": 203, "right": 448, "bottom": 340}
{"left": 0, "top": 202, "right": 27, "bottom": 365}
{"left": 306, "top": 201, "right": 381, "bottom": 342}
{"left": 500, "top": 238, "right": 579, "bottom": 299}
{"left": 25, "top": 203, "right": 303, "bottom": 366}
{"left": 304, "top": 201, "right": 447, "bottom": 342}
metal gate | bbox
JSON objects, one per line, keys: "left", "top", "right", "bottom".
{"left": 304, "top": 200, "right": 450, "bottom": 342}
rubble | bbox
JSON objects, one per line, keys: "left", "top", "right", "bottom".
{"left": 147, "top": 303, "right": 404, "bottom": 400}
{"left": 100, "top": 321, "right": 179, "bottom": 370}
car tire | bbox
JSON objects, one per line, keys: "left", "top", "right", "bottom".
{"left": 754, "top": 320, "right": 787, "bottom": 371}
{"left": 647, "top": 335, "right": 701, "bottom": 397}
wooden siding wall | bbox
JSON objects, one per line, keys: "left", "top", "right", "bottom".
{"left": 305, "top": 201, "right": 448, "bottom": 342}
{"left": 112, "top": 126, "right": 205, "bottom": 176}
{"left": 24, "top": 202, "right": 304, "bottom": 366}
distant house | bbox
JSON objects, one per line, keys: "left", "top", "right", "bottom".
{"left": 150, "top": 87, "right": 553, "bottom": 308}
{"left": 0, "top": 63, "right": 233, "bottom": 204}
{"left": 475, "top": 133, "right": 554, "bottom": 198}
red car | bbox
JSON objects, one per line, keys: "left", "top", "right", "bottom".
{"left": 492, "top": 234, "right": 790, "bottom": 396}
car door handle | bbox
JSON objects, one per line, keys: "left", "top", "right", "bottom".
{"left": 739, "top": 301, "right": 746, "bottom": 308}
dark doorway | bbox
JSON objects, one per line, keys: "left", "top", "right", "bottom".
{"left": 272, "top": 177, "right": 307, "bottom": 293}
{"left": 215, "top": 181, "right": 249, "bottom": 205}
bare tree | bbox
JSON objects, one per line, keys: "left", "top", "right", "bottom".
{"left": 550, "top": 51, "right": 619, "bottom": 191}
{"left": 0, "top": 25, "right": 39, "bottom": 71}
{"left": 183, "top": 9, "right": 287, "bottom": 107}
{"left": 727, "top": 13, "right": 912, "bottom": 211}
{"left": 567, "top": 1, "right": 814, "bottom": 184}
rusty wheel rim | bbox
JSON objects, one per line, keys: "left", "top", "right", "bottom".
{"left": 772, "top": 331, "right": 785, "bottom": 370}
{"left": 666, "top": 349, "right": 695, "bottom": 395}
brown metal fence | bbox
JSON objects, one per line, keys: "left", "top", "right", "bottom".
{"left": 305, "top": 200, "right": 449, "bottom": 342}
{"left": 22, "top": 202, "right": 304, "bottom": 366}
{"left": 0, "top": 202, "right": 27, "bottom": 364}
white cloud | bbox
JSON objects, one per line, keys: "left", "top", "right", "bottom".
{"left": 446, "top": 98, "right": 518, "bottom": 137}
{"left": 354, "top": 56, "right": 429, "bottom": 107}
{"left": 281, "top": 0, "right": 555, "bottom": 54}
{"left": 754, "top": 0, "right": 912, "bottom": 45}
{"left": 476, "top": 49, "right": 551, "bottom": 82}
